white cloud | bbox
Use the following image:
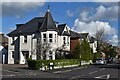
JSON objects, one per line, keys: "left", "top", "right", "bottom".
{"left": 72, "top": 19, "right": 116, "bottom": 36}
{"left": 109, "top": 34, "right": 118, "bottom": 46}
{"left": 2, "top": 2, "right": 45, "bottom": 17}
{"left": 79, "top": 5, "right": 118, "bottom": 22}
{"left": 66, "top": 10, "right": 74, "bottom": 17}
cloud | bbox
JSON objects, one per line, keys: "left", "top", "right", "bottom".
{"left": 109, "top": 34, "right": 118, "bottom": 46}
{"left": 66, "top": 10, "right": 74, "bottom": 17}
{"left": 79, "top": 5, "right": 118, "bottom": 22}
{"left": 72, "top": 19, "right": 116, "bottom": 36}
{"left": 2, "top": 2, "right": 45, "bottom": 17}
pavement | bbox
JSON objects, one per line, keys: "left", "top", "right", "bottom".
{"left": 1, "top": 63, "right": 120, "bottom": 80}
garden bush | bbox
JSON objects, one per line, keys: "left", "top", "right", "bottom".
{"left": 27, "top": 59, "right": 80, "bottom": 70}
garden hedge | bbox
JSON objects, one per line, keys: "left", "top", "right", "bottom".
{"left": 27, "top": 59, "right": 80, "bottom": 70}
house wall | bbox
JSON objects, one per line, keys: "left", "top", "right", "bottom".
{"left": 8, "top": 37, "right": 15, "bottom": 64}
{"left": 70, "top": 39, "right": 80, "bottom": 50}
{"left": 90, "top": 41, "right": 97, "bottom": 53}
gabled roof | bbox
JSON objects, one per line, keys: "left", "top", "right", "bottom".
{"left": 70, "top": 30, "right": 89, "bottom": 39}
{"left": 78, "top": 33, "right": 89, "bottom": 39}
{"left": 58, "top": 24, "right": 66, "bottom": 35}
{"left": 58, "top": 24, "right": 70, "bottom": 36}
{"left": 70, "top": 30, "right": 79, "bottom": 39}
{"left": 40, "top": 10, "right": 58, "bottom": 32}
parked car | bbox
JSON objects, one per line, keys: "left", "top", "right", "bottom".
{"left": 106, "top": 58, "right": 113, "bottom": 63}
{"left": 95, "top": 58, "right": 107, "bottom": 65}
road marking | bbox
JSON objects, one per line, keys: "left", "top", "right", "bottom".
{"left": 69, "top": 75, "right": 81, "bottom": 80}
{"left": 89, "top": 71, "right": 98, "bottom": 74}
{"left": 99, "top": 68, "right": 106, "bottom": 71}
{"left": 2, "top": 74, "right": 15, "bottom": 77}
{"left": 3, "top": 70, "right": 19, "bottom": 73}
{"left": 94, "top": 74, "right": 110, "bottom": 79}
{"left": 53, "top": 67, "right": 86, "bottom": 73}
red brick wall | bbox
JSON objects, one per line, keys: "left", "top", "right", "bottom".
{"left": 70, "top": 39, "right": 80, "bottom": 50}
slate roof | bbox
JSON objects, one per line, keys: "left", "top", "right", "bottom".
{"left": 79, "top": 33, "right": 89, "bottom": 39}
{"left": 58, "top": 24, "right": 66, "bottom": 35}
{"left": 40, "top": 10, "right": 58, "bottom": 32}
{"left": 58, "top": 24, "right": 70, "bottom": 36}
{"left": 7, "top": 17, "right": 44, "bottom": 36}
{"left": 70, "top": 30, "right": 89, "bottom": 39}
{"left": 8, "top": 9, "right": 70, "bottom": 37}
{"left": 70, "top": 30, "right": 79, "bottom": 39}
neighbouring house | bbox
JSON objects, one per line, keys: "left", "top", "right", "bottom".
{"left": 70, "top": 31, "right": 97, "bottom": 55}
{"left": 70, "top": 30, "right": 89, "bottom": 51}
{"left": 7, "top": 8, "right": 71, "bottom": 64}
{"left": 0, "top": 33, "right": 8, "bottom": 64}
{"left": 89, "top": 37, "right": 97, "bottom": 53}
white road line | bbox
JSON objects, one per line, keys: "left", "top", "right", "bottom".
{"left": 53, "top": 67, "right": 86, "bottom": 73}
{"left": 89, "top": 71, "right": 98, "bottom": 74}
{"left": 69, "top": 75, "right": 81, "bottom": 80}
{"left": 94, "top": 74, "right": 110, "bottom": 79}
{"left": 2, "top": 74, "right": 15, "bottom": 77}
{"left": 3, "top": 70, "right": 19, "bottom": 73}
{"left": 100, "top": 68, "right": 106, "bottom": 71}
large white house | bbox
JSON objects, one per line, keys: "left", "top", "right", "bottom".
{"left": 7, "top": 8, "right": 71, "bottom": 64}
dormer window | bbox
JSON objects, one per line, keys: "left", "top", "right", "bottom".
{"left": 49, "top": 34, "right": 53, "bottom": 42}
{"left": 24, "top": 36, "right": 27, "bottom": 43}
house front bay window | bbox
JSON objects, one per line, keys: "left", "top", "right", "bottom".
{"left": 43, "top": 34, "right": 46, "bottom": 42}
{"left": 49, "top": 34, "right": 53, "bottom": 43}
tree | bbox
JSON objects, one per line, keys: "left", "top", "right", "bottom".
{"left": 95, "top": 29, "right": 105, "bottom": 54}
{"left": 72, "top": 39, "right": 93, "bottom": 61}
{"left": 35, "top": 37, "right": 52, "bottom": 60}
{"left": 55, "top": 44, "right": 68, "bottom": 59}
{"left": 80, "top": 40, "right": 93, "bottom": 61}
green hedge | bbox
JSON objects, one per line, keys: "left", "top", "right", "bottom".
{"left": 27, "top": 59, "right": 80, "bottom": 70}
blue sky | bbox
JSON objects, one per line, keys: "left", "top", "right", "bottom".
{"left": 1, "top": 2, "right": 119, "bottom": 46}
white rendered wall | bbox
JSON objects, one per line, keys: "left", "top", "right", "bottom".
{"left": 8, "top": 37, "right": 14, "bottom": 64}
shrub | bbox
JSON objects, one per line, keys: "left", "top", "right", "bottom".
{"left": 27, "top": 59, "right": 80, "bottom": 70}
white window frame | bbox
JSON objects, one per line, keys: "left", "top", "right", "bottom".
{"left": 23, "top": 36, "right": 27, "bottom": 43}
{"left": 49, "top": 34, "right": 53, "bottom": 43}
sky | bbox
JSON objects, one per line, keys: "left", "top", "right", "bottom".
{"left": 1, "top": 1, "right": 119, "bottom": 46}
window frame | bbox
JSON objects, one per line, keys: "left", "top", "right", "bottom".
{"left": 24, "top": 36, "right": 27, "bottom": 43}
{"left": 49, "top": 34, "right": 53, "bottom": 43}
{"left": 12, "top": 51, "right": 14, "bottom": 58}
{"left": 43, "top": 34, "right": 46, "bottom": 42}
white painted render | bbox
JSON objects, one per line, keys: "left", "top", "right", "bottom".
{"left": 90, "top": 41, "right": 97, "bottom": 53}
